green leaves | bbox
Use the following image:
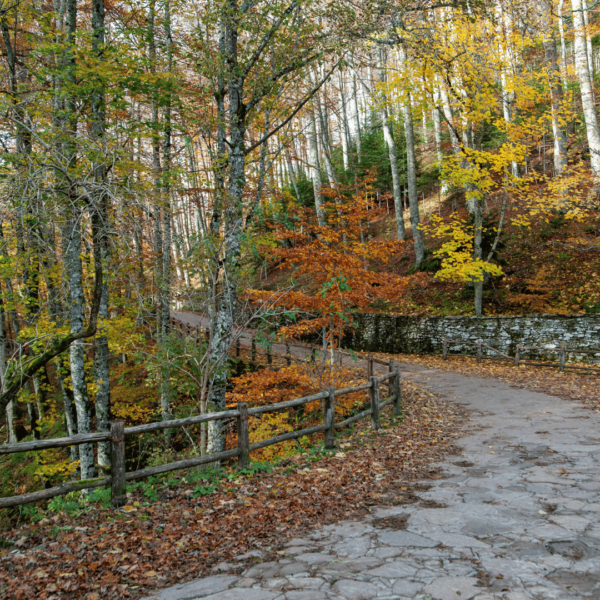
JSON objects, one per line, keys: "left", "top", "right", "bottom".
{"left": 320, "top": 275, "right": 352, "bottom": 298}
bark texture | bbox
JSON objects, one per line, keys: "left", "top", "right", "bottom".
{"left": 572, "top": 0, "right": 600, "bottom": 179}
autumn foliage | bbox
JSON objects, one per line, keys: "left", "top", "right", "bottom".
{"left": 250, "top": 176, "right": 412, "bottom": 346}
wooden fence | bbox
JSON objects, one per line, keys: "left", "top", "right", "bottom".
{"left": 442, "top": 338, "right": 600, "bottom": 373}
{"left": 0, "top": 357, "right": 401, "bottom": 510}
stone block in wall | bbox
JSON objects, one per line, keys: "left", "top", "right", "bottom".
{"left": 342, "top": 314, "right": 600, "bottom": 364}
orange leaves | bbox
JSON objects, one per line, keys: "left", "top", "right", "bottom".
{"left": 228, "top": 365, "right": 313, "bottom": 409}
{"left": 250, "top": 175, "right": 411, "bottom": 340}
{"left": 227, "top": 364, "right": 368, "bottom": 460}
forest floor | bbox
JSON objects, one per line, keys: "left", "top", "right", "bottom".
{"left": 3, "top": 337, "right": 600, "bottom": 599}
{"left": 0, "top": 351, "right": 464, "bottom": 599}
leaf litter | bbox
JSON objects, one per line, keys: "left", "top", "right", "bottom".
{"left": 0, "top": 379, "right": 465, "bottom": 600}
{"left": 385, "top": 352, "right": 600, "bottom": 411}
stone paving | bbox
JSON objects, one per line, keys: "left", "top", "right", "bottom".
{"left": 144, "top": 361, "right": 600, "bottom": 600}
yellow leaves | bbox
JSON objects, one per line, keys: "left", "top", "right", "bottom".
{"left": 511, "top": 215, "right": 531, "bottom": 229}
{"left": 227, "top": 364, "right": 367, "bottom": 460}
{"left": 514, "top": 164, "right": 598, "bottom": 226}
{"left": 422, "top": 215, "right": 503, "bottom": 283}
{"left": 35, "top": 452, "right": 80, "bottom": 480}
{"left": 249, "top": 413, "right": 295, "bottom": 461}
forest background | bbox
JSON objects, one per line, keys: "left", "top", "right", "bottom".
{"left": 0, "top": 0, "right": 599, "bottom": 516}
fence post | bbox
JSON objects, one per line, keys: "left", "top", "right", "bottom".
{"left": 205, "top": 328, "right": 210, "bottom": 344}
{"left": 559, "top": 342, "right": 567, "bottom": 372}
{"left": 267, "top": 346, "right": 272, "bottom": 366}
{"left": 393, "top": 368, "right": 402, "bottom": 416}
{"left": 370, "top": 375, "right": 380, "bottom": 430}
{"left": 237, "top": 402, "right": 250, "bottom": 469}
{"left": 236, "top": 338, "right": 240, "bottom": 357}
{"left": 443, "top": 338, "right": 448, "bottom": 360}
{"left": 389, "top": 359, "right": 401, "bottom": 416}
{"left": 476, "top": 340, "right": 482, "bottom": 365}
{"left": 251, "top": 335, "right": 256, "bottom": 362}
{"left": 311, "top": 345, "right": 316, "bottom": 364}
{"left": 324, "top": 386, "right": 335, "bottom": 449}
{"left": 110, "top": 421, "right": 126, "bottom": 508}
{"left": 286, "top": 341, "right": 291, "bottom": 366}
{"left": 367, "top": 353, "right": 374, "bottom": 378}
{"left": 515, "top": 344, "right": 521, "bottom": 367}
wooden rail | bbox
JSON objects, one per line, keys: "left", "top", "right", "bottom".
{"left": 0, "top": 359, "right": 402, "bottom": 510}
{"left": 442, "top": 338, "right": 600, "bottom": 373}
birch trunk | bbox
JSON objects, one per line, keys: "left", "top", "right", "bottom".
{"left": 498, "top": 4, "right": 520, "bottom": 178}
{"left": 314, "top": 83, "right": 338, "bottom": 188}
{"left": 378, "top": 48, "right": 405, "bottom": 240}
{"left": 438, "top": 81, "right": 462, "bottom": 155}
{"left": 558, "top": 0, "right": 568, "bottom": 87}
{"left": 542, "top": 0, "right": 568, "bottom": 177}
{"left": 91, "top": 0, "right": 111, "bottom": 468}
{"left": 572, "top": 0, "right": 600, "bottom": 179}
{"left": 400, "top": 48, "right": 425, "bottom": 265}
{"left": 432, "top": 89, "right": 449, "bottom": 196}
{"left": 352, "top": 68, "right": 362, "bottom": 161}
{"left": 338, "top": 73, "right": 353, "bottom": 174}
{"left": 583, "top": 1, "right": 594, "bottom": 80}
{"left": 307, "top": 111, "right": 325, "bottom": 225}
{"left": 286, "top": 148, "right": 302, "bottom": 201}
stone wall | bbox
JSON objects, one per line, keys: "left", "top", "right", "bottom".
{"left": 343, "top": 314, "right": 600, "bottom": 364}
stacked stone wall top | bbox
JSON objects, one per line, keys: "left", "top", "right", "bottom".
{"left": 343, "top": 314, "right": 600, "bottom": 364}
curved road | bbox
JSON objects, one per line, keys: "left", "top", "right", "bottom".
{"left": 146, "top": 314, "right": 600, "bottom": 600}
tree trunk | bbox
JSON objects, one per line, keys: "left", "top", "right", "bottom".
{"left": 307, "top": 110, "right": 325, "bottom": 226}
{"left": 66, "top": 0, "right": 94, "bottom": 481}
{"left": 66, "top": 217, "right": 94, "bottom": 479}
{"left": 583, "top": 0, "right": 594, "bottom": 80}
{"left": 402, "top": 100, "right": 425, "bottom": 265}
{"left": 58, "top": 356, "right": 79, "bottom": 462}
{"left": 378, "top": 48, "right": 405, "bottom": 240}
{"left": 498, "top": 2, "right": 520, "bottom": 178}
{"left": 286, "top": 148, "right": 302, "bottom": 200}
{"left": 558, "top": 0, "right": 569, "bottom": 88}
{"left": 352, "top": 67, "right": 362, "bottom": 161}
{"left": 337, "top": 73, "right": 350, "bottom": 171}
{"left": 0, "top": 297, "right": 15, "bottom": 444}
{"left": 160, "top": 0, "right": 174, "bottom": 424}
{"left": 91, "top": 0, "right": 111, "bottom": 469}
{"left": 207, "top": 7, "right": 244, "bottom": 454}
{"left": 437, "top": 80, "right": 462, "bottom": 155}
{"left": 432, "top": 88, "right": 448, "bottom": 197}
{"left": 542, "top": 0, "right": 568, "bottom": 177}
{"left": 571, "top": 0, "right": 600, "bottom": 179}
{"left": 400, "top": 48, "right": 425, "bottom": 265}
{"left": 473, "top": 197, "right": 484, "bottom": 316}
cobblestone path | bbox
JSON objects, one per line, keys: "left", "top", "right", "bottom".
{"left": 146, "top": 332, "right": 600, "bottom": 600}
